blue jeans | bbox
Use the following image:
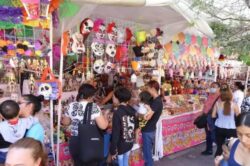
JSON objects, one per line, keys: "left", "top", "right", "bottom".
{"left": 205, "top": 114, "right": 216, "bottom": 152}
{"left": 118, "top": 151, "right": 130, "bottom": 166}
{"left": 220, "top": 160, "right": 229, "bottom": 166}
{"left": 0, "top": 151, "right": 7, "bottom": 164}
{"left": 142, "top": 131, "right": 155, "bottom": 166}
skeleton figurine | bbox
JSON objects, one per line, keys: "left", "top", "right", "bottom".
{"left": 7, "top": 70, "right": 16, "bottom": 93}
{"left": 29, "top": 73, "right": 35, "bottom": 94}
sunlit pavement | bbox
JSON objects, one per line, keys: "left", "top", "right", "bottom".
{"left": 155, "top": 143, "right": 214, "bottom": 166}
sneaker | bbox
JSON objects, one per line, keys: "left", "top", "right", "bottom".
{"left": 201, "top": 150, "right": 213, "bottom": 155}
{"left": 131, "top": 143, "right": 140, "bottom": 151}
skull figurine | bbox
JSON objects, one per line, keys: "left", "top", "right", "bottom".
{"left": 105, "top": 44, "right": 116, "bottom": 57}
{"left": 38, "top": 83, "right": 52, "bottom": 100}
{"left": 91, "top": 42, "right": 104, "bottom": 57}
{"left": 96, "top": 24, "right": 106, "bottom": 40}
{"left": 93, "top": 59, "right": 105, "bottom": 74}
{"left": 104, "top": 62, "right": 114, "bottom": 74}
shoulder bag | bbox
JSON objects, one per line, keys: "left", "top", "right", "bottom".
{"left": 78, "top": 102, "right": 104, "bottom": 163}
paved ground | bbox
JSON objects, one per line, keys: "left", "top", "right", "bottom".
{"left": 155, "top": 143, "right": 214, "bottom": 166}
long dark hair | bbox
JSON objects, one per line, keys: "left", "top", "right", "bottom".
{"left": 220, "top": 90, "right": 233, "bottom": 115}
{"left": 76, "top": 83, "right": 97, "bottom": 101}
{"left": 22, "top": 95, "right": 44, "bottom": 116}
{"left": 236, "top": 112, "right": 250, "bottom": 127}
{"left": 235, "top": 81, "right": 245, "bottom": 91}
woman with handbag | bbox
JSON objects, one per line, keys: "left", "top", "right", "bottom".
{"left": 110, "top": 87, "right": 138, "bottom": 166}
{"left": 62, "top": 83, "right": 108, "bottom": 166}
{"left": 212, "top": 87, "right": 240, "bottom": 157}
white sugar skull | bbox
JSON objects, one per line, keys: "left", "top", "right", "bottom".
{"left": 93, "top": 59, "right": 105, "bottom": 74}
{"left": 96, "top": 24, "right": 106, "bottom": 39}
{"left": 104, "top": 62, "right": 114, "bottom": 74}
{"left": 80, "top": 18, "right": 94, "bottom": 35}
{"left": 105, "top": 44, "right": 116, "bottom": 57}
{"left": 38, "top": 83, "right": 52, "bottom": 100}
{"left": 107, "top": 23, "right": 118, "bottom": 42}
{"left": 91, "top": 42, "right": 104, "bottom": 57}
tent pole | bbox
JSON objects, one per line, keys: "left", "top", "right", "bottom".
{"left": 245, "top": 66, "right": 250, "bottom": 95}
{"left": 56, "top": 21, "right": 65, "bottom": 166}
{"left": 49, "top": 14, "right": 56, "bottom": 164}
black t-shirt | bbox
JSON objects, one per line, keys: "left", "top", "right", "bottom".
{"left": 110, "top": 105, "right": 138, "bottom": 155}
{"left": 142, "top": 96, "right": 163, "bottom": 132}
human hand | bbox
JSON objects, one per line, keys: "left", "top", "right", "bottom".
{"left": 111, "top": 153, "right": 118, "bottom": 160}
{"left": 222, "top": 144, "right": 230, "bottom": 160}
{"left": 214, "top": 155, "right": 223, "bottom": 166}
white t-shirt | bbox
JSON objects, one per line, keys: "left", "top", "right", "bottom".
{"left": 233, "top": 90, "right": 244, "bottom": 112}
{"left": 65, "top": 101, "right": 101, "bottom": 136}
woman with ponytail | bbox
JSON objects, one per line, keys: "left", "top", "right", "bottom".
{"left": 18, "top": 95, "right": 45, "bottom": 143}
{"left": 212, "top": 86, "right": 240, "bottom": 157}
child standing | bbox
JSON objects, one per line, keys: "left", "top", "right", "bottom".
{"left": 110, "top": 87, "right": 138, "bottom": 166}
{"left": 0, "top": 100, "right": 38, "bottom": 163}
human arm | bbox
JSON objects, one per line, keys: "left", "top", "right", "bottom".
{"left": 233, "top": 103, "right": 240, "bottom": 117}
{"left": 94, "top": 104, "right": 108, "bottom": 130}
{"left": 100, "top": 91, "right": 114, "bottom": 105}
{"left": 144, "top": 104, "right": 154, "bottom": 121}
{"left": 212, "top": 101, "right": 218, "bottom": 118}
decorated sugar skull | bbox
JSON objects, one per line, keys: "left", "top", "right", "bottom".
{"left": 107, "top": 22, "right": 118, "bottom": 42}
{"left": 104, "top": 62, "right": 114, "bottom": 73}
{"left": 93, "top": 59, "right": 105, "bottom": 74}
{"left": 80, "top": 18, "right": 94, "bottom": 35}
{"left": 105, "top": 43, "right": 116, "bottom": 57}
{"left": 93, "top": 19, "right": 106, "bottom": 39}
{"left": 38, "top": 83, "right": 52, "bottom": 100}
{"left": 91, "top": 42, "right": 104, "bottom": 57}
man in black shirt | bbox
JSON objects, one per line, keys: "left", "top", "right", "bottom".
{"left": 142, "top": 80, "right": 163, "bottom": 166}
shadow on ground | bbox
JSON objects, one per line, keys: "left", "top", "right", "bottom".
{"left": 155, "top": 143, "right": 214, "bottom": 166}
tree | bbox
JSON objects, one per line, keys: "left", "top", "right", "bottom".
{"left": 189, "top": 0, "right": 250, "bottom": 65}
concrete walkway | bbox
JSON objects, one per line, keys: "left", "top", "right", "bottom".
{"left": 155, "top": 143, "right": 214, "bottom": 166}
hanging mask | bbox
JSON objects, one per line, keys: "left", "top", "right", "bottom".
{"left": 105, "top": 43, "right": 116, "bottom": 57}
{"left": 93, "top": 59, "right": 105, "bottom": 74}
{"left": 80, "top": 18, "right": 94, "bottom": 35}
{"left": 104, "top": 62, "right": 114, "bottom": 74}
{"left": 107, "top": 22, "right": 118, "bottom": 42}
{"left": 91, "top": 42, "right": 104, "bottom": 57}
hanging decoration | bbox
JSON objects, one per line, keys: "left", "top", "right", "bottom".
{"left": 21, "top": 0, "right": 40, "bottom": 20}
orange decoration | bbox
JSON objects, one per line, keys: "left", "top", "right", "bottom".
{"left": 49, "top": 0, "right": 61, "bottom": 13}
{"left": 0, "top": 40, "right": 6, "bottom": 47}
{"left": 165, "top": 43, "right": 172, "bottom": 53}
{"left": 62, "top": 31, "right": 69, "bottom": 56}
{"left": 178, "top": 32, "right": 185, "bottom": 43}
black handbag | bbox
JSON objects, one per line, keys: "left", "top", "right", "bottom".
{"left": 78, "top": 102, "right": 104, "bottom": 163}
{"left": 194, "top": 113, "right": 207, "bottom": 129}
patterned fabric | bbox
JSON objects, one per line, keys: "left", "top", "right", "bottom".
{"left": 65, "top": 101, "right": 101, "bottom": 136}
{"left": 241, "top": 96, "right": 250, "bottom": 113}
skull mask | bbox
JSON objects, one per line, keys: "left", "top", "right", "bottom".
{"left": 93, "top": 59, "right": 105, "bottom": 74}
{"left": 104, "top": 62, "right": 114, "bottom": 74}
{"left": 108, "top": 26, "right": 118, "bottom": 42}
{"left": 96, "top": 24, "right": 106, "bottom": 40}
{"left": 80, "top": 18, "right": 94, "bottom": 35}
{"left": 105, "top": 44, "right": 116, "bottom": 57}
{"left": 91, "top": 42, "right": 104, "bottom": 57}
{"left": 38, "top": 83, "right": 52, "bottom": 100}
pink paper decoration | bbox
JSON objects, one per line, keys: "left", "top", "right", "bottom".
{"left": 202, "top": 37, "right": 208, "bottom": 47}
{"left": 191, "top": 35, "right": 197, "bottom": 44}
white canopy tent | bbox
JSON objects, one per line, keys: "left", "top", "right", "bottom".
{"left": 57, "top": 0, "right": 215, "bottom": 42}
{"left": 55, "top": 1, "right": 215, "bottom": 165}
